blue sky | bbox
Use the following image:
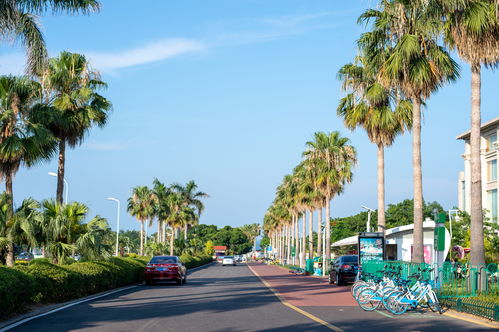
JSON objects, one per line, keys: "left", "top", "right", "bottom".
{"left": 1, "top": 0, "right": 498, "bottom": 233}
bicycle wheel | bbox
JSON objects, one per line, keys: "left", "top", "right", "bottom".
{"left": 351, "top": 281, "right": 367, "bottom": 296}
{"left": 427, "top": 290, "right": 442, "bottom": 314}
{"left": 357, "top": 288, "right": 381, "bottom": 311}
{"left": 386, "top": 291, "right": 409, "bottom": 315}
{"left": 381, "top": 288, "right": 399, "bottom": 311}
{"left": 353, "top": 282, "right": 372, "bottom": 300}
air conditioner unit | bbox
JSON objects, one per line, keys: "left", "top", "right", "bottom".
{"left": 493, "top": 141, "right": 499, "bottom": 150}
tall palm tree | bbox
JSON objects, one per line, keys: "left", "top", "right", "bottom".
{"left": 304, "top": 131, "right": 357, "bottom": 272}
{"left": 171, "top": 180, "right": 208, "bottom": 240}
{"left": 358, "top": 0, "right": 459, "bottom": 262}
{"left": 37, "top": 51, "right": 111, "bottom": 204}
{"left": 0, "top": 75, "right": 56, "bottom": 266}
{"left": 337, "top": 55, "right": 412, "bottom": 233}
{"left": 437, "top": 0, "right": 499, "bottom": 265}
{"left": 127, "top": 186, "right": 155, "bottom": 256}
{"left": 152, "top": 178, "right": 173, "bottom": 244}
{"left": 0, "top": 0, "right": 99, "bottom": 75}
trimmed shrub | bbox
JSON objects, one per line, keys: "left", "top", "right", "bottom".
{"left": 0, "top": 267, "right": 36, "bottom": 318}
{"left": 0, "top": 257, "right": 147, "bottom": 320}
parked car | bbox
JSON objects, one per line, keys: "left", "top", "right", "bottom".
{"left": 16, "top": 252, "right": 34, "bottom": 262}
{"left": 328, "top": 255, "right": 358, "bottom": 286}
{"left": 144, "top": 256, "right": 187, "bottom": 286}
{"left": 222, "top": 256, "right": 236, "bottom": 266}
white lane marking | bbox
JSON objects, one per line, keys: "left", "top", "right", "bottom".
{"left": 0, "top": 285, "right": 137, "bottom": 331}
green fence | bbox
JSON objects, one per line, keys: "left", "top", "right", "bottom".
{"left": 362, "top": 260, "right": 499, "bottom": 321}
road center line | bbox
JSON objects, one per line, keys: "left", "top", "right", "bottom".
{"left": 246, "top": 264, "right": 344, "bottom": 332}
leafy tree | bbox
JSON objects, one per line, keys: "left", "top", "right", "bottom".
{"left": 171, "top": 180, "right": 208, "bottom": 240}
{"left": 204, "top": 239, "right": 214, "bottom": 256}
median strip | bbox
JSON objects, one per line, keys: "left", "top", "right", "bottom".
{"left": 247, "top": 263, "right": 344, "bottom": 332}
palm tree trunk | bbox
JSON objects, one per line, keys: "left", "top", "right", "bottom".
{"left": 291, "top": 216, "right": 295, "bottom": 264}
{"left": 377, "top": 144, "right": 386, "bottom": 233}
{"left": 170, "top": 227, "right": 175, "bottom": 256}
{"left": 470, "top": 64, "right": 485, "bottom": 266}
{"left": 56, "top": 139, "right": 66, "bottom": 205}
{"left": 308, "top": 210, "right": 313, "bottom": 258}
{"left": 286, "top": 224, "right": 290, "bottom": 263}
{"left": 157, "top": 220, "right": 161, "bottom": 243}
{"left": 301, "top": 213, "right": 306, "bottom": 268}
{"left": 162, "top": 221, "right": 166, "bottom": 244}
{"left": 184, "top": 224, "right": 188, "bottom": 241}
{"left": 317, "top": 207, "right": 322, "bottom": 260}
{"left": 139, "top": 220, "right": 144, "bottom": 256}
{"left": 412, "top": 97, "right": 424, "bottom": 263}
{"left": 5, "top": 170, "right": 14, "bottom": 267}
{"left": 294, "top": 215, "right": 299, "bottom": 265}
{"left": 325, "top": 199, "right": 331, "bottom": 274}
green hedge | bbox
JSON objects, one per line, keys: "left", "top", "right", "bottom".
{"left": 179, "top": 254, "right": 213, "bottom": 269}
{"left": 0, "top": 257, "right": 148, "bottom": 319}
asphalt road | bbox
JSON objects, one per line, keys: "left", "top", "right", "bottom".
{"left": 8, "top": 263, "right": 330, "bottom": 332}
{"left": 6, "top": 263, "right": 496, "bottom": 332}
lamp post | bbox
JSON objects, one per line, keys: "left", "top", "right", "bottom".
{"left": 361, "top": 205, "right": 375, "bottom": 232}
{"left": 48, "top": 172, "right": 68, "bottom": 204}
{"left": 448, "top": 209, "right": 459, "bottom": 241}
{"left": 107, "top": 197, "right": 121, "bottom": 257}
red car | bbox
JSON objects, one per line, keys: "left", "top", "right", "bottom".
{"left": 144, "top": 256, "right": 187, "bottom": 285}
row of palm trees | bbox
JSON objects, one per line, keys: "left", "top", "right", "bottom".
{"left": 0, "top": 52, "right": 111, "bottom": 266}
{"left": 0, "top": 0, "right": 104, "bottom": 267}
{"left": 342, "top": 0, "right": 498, "bottom": 265}
{"left": 0, "top": 194, "right": 112, "bottom": 264}
{"left": 127, "top": 180, "right": 208, "bottom": 256}
{"left": 263, "top": 131, "right": 357, "bottom": 272}
{"left": 264, "top": 0, "right": 498, "bottom": 267}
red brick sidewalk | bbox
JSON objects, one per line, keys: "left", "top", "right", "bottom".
{"left": 248, "top": 262, "right": 357, "bottom": 307}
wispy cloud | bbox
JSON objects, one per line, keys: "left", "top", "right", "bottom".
{"left": 86, "top": 38, "right": 206, "bottom": 71}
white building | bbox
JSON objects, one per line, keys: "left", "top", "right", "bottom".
{"left": 457, "top": 116, "right": 498, "bottom": 224}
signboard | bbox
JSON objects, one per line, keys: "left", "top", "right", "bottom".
{"left": 358, "top": 232, "right": 384, "bottom": 267}
{"left": 291, "top": 246, "right": 296, "bottom": 257}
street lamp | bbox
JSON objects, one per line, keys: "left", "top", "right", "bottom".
{"left": 107, "top": 197, "right": 121, "bottom": 257}
{"left": 48, "top": 172, "right": 68, "bottom": 204}
{"left": 361, "top": 205, "right": 375, "bottom": 232}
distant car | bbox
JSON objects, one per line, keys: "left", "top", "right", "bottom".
{"left": 144, "top": 256, "right": 187, "bottom": 286}
{"left": 216, "top": 256, "right": 224, "bottom": 263}
{"left": 222, "top": 256, "right": 236, "bottom": 266}
{"left": 16, "top": 252, "right": 34, "bottom": 262}
{"left": 328, "top": 255, "right": 358, "bottom": 286}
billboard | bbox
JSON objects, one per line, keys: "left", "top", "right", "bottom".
{"left": 358, "top": 232, "right": 385, "bottom": 267}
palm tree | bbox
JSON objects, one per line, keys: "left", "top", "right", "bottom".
{"left": 152, "top": 179, "right": 172, "bottom": 244}
{"left": 337, "top": 55, "right": 412, "bottom": 233}
{"left": 358, "top": 0, "right": 459, "bottom": 262}
{"left": 241, "top": 223, "right": 261, "bottom": 253}
{"left": 0, "top": 75, "right": 56, "bottom": 266}
{"left": 40, "top": 200, "right": 88, "bottom": 263}
{"left": 171, "top": 180, "right": 208, "bottom": 240}
{"left": 0, "top": 0, "right": 99, "bottom": 75}
{"left": 303, "top": 131, "right": 357, "bottom": 272}
{"left": 437, "top": 0, "right": 499, "bottom": 265}
{"left": 127, "top": 186, "right": 155, "bottom": 256}
{"left": 37, "top": 51, "right": 112, "bottom": 204}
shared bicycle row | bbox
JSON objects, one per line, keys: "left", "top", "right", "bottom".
{"left": 352, "top": 265, "right": 443, "bottom": 315}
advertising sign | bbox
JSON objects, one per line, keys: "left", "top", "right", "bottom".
{"left": 358, "top": 232, "right": 385, "bottom": 267}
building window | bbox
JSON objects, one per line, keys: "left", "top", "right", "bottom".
{"left": 487, "top": 189, "right": 498, "bottom": 223}
{"left": 486, "top": 133, "right": 497, "bottom": 152}
{"left": 488, "top": 159, "right": 497, "bottom": 181}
